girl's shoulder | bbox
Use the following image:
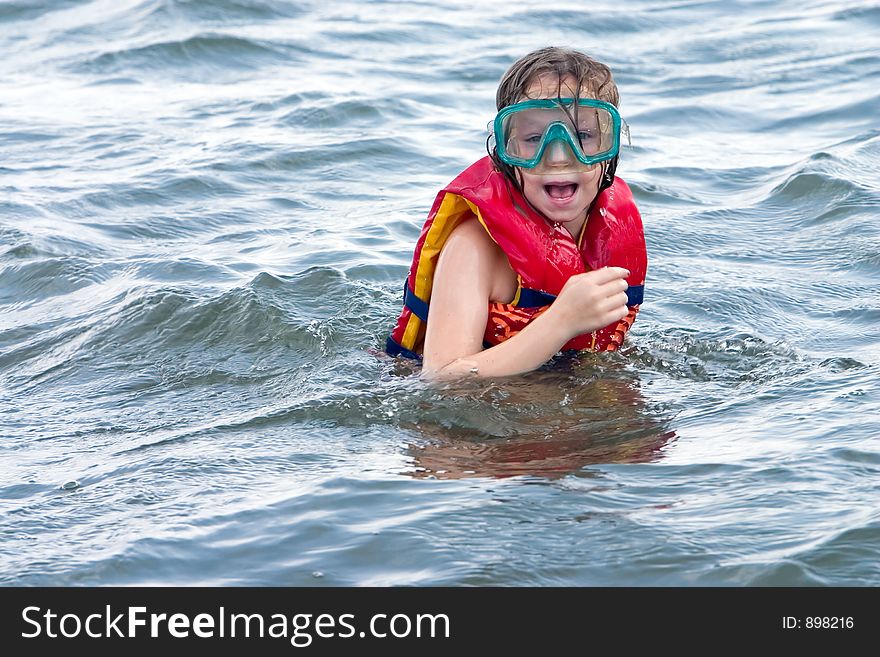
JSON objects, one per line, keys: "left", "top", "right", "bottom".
{"left": 440, "top": 220, "right": 517, "bottom": 304}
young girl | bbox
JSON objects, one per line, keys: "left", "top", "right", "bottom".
{"left": 387, "top": 47, "right": 647, "bottom": 379}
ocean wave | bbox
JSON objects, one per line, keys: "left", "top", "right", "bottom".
{"left": 505, "top": 6, "right": 676, "bottom": 34}
{"left": 0, "top": 256, "right": 115, "bottom": 306}
{"left": 76, "top": 174, "right": 244, "bottom": 211}
{"left": 754, "top": 145, "right": 880, "bottom": 234}
{"left": 278, "top": 99, "right": 397, "bottom": 129}
{"left": 629, "top": 327, "right": 807, "bottom": 385}
{"left": 833, "top": 4, "right": 880, "bottom": 25}
{"left": 71, "top": 33, "right": 292, "bottom": 77}
{"left": 0, "top": 130, "right": 61, "bottom": 146}
{"left": 82, "top": 282, "right": 299, "bottom": 352}
{"left": 147, "top": 0, "right": 307, "bottom": 23}
{"left": 209, "top": 136, "right": 423, "bottom": 176}
{"left": 747, "top": 518, "right": 880, "bottom": 586}
{"left": 634, "top": 104, "right": 760, "bottom": 131}
{"left": 0, "top": 0, "right": 85, "bottom": 23}
{"left": 765, "top": 170, "right": 866, "bottom": 208}
{"left": 1, "top": 267, "right": 375, "bottom": 380}
{"left": 0, "top": 225, "right": 38, "bottom": 258}
{"left": 768, "top": 93, "right": 880, "bottom": 132}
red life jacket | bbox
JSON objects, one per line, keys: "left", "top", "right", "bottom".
{"left": 386, "top": 156, "right": 647, "bottom": 359}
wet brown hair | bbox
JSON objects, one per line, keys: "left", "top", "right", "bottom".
{"left": 495, "top": 46, "right": 619, "bottom": 111}
{"left": 489, "top": 47, "right": 621, "bottom": 196}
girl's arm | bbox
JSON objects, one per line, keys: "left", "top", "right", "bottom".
{"left": 422, "top": 221, "right": 630, "bottom": 380}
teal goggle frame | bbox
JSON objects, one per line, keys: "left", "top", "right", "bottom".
{"left": 493, "top": 98, "right": 622, "bottom": 169}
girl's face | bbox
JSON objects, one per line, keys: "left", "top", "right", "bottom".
{"left": 516, "top": 74, "right": 602, "bottom": 237}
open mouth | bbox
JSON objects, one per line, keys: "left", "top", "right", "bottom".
{"left": 544, "top": 182, "right": 578, "bottom": 201}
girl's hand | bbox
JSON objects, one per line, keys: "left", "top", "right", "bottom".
{"left": 550, "top": 267, "right": 631, "bottom": 339}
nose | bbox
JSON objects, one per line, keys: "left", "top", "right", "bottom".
{"left": 544, "top": 138, "right": 577, "bottom": 165}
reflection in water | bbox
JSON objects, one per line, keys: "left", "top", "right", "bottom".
{"left": 402, "top": 361, "right": 676, "bottom": 479}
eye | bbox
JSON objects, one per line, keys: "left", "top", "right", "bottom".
{"left": 577, "top": 130, "right": 594, "bottom": 140}
{"left": 524, "top": 134, "right": 542, "bottom": 143}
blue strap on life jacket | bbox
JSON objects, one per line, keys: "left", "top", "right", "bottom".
{"left": 385, "top": 336, "right": 422, "bottom": 360}
{"left": 518, "top": 285, "right": 644, "bottom": 308}
{"left": 516, "top": 287, "right": 556, "bottom": 307}
{"left": 403, "top": 282, "right": 430, "bottom": 322}
{"left": 626, "top": 285, "right": 644, "bottom": 306}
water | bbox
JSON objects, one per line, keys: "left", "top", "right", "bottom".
{"left": 1, "top": 0, "right": 878, "bottom": 586}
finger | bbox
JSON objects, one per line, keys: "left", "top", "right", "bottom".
{"left": 595, "top": 281, "right": 629, "bottom": 301}
{"left": 606, "top": 303, "right": 629, "bottom": 324}
{"left": 595, "top": 308, "right": 627, "bottom": 331}
{"left": 585, "top": 266, "right": 630, "bottom": 285}
{"left": 600, "top": 292, "right": 630, "bottom": 312}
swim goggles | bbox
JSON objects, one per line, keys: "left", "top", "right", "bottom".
{"left": 492, "top": 98, "right": 624, "bottom": 174}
